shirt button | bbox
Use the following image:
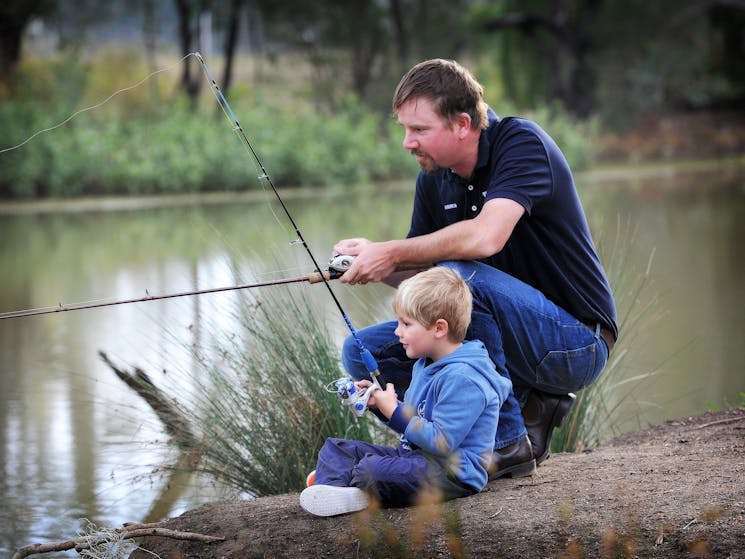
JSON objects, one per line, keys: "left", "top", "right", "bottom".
{"left": 471, "top": 205, "right": 478, "bottom": 212}
{"left": 467, "top": 184, "right": 474, "bottom": 191}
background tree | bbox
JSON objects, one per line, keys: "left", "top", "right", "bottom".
{"left": 174, "top": 0, "right": 204, "bottom": 104}
{"left": 472, "top": 0, "right": 745, "bottom": 124}
{"left": 479, "top": 0, "right": 602, "bottom": 118}
{"left": 221, "top": 0, "right": 244, "bottom": 93}
{"left": 2, "top": 0, "right": 744, "bottom": 125}
{"left": 0, "top": 0, "right": 54, "bottom": 82}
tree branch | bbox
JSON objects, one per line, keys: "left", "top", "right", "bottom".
{"left": 11, "top": 522, "right": 224, "bottom": 559}
{"left": 98, "top": 351, "right": 198, "bottom": 450}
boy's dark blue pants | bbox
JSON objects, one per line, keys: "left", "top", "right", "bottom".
{"left": 314, "top": 437, "right": 474, "bottom": 507}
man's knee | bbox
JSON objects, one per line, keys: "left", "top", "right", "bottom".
{"left": 341, "top": 335, "right": 370, "bottom": 381}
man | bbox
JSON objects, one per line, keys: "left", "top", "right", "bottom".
{"left": 334, "top": 58, "right": 617, "bottom": 478}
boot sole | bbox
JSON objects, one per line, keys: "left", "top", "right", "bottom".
{"left": 489, "top": 458, "right": 537, "bottom": 480}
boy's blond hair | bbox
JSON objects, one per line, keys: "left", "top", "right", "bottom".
{"left": 392, "top": 267, "right": 472, "bottom": 342}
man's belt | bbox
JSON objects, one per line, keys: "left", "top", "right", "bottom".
{"left": 585, "top": 322, "right": 616, "bottom": 353}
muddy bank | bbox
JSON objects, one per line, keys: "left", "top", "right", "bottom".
{"left": 129, "top": 408, "right": 745, "bottom": 559}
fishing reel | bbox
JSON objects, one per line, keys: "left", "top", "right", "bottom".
{"left": 331, "top": 377, "right": 379, "bottom": 418}
{"left": 307, "top": 255, "right": 355, "bottom": 284}
{"left": 328, "top": 254, "right": 354, "bottom": 274}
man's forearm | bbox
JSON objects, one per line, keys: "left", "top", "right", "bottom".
{"left": 384, "top": 221, "right": 496, "bottom": 266}
{"left": 389, "top": 197, "right": 525, "bottom": 268}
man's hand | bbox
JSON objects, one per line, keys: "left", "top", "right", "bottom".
{"left": 334, "top": 240, "right": 398, "bottom": 285}
{"left": 333, "top": 238, "right": 371, "bottom": 257}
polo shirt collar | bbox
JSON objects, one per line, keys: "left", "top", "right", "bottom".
{"left": 444, "top": 108, "right": 500, "bottom": 186}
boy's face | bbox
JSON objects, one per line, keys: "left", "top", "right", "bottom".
{"left": 394, "top": 313, "right": 438, "bottom": 360}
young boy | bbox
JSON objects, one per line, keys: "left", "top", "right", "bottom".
{"left": 300, "top": 266, "right": 512, "bottom": 516}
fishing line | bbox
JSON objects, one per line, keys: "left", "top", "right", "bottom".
{"left": 194, "top": 51, "right": 381, "bottom": 379}
{"left": 197, "top": 56, "right": 290, "bottom": 237}
{"left": 0, "top": 272, "right": 339, "bottom": 320}
{"left": 0, "top": 51, "right": 381, "bottom": 380}
{"left": 0, "top": 53, "right": 194, "bottom": 155}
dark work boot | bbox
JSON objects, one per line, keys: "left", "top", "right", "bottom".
{"left": 487, "top": 435, "right": 537, "bottom": 480}
{"left": 522, "top": 390, "right": 576, "bottom": 465}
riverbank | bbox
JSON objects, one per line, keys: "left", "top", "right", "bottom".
{"left": 1, "top": 154, "right": 743, "bottom": 217}
{"left": 128, "top": 408, "right": 744, "bottom": 559}
{"left": 1, "top": 108, "right": 743, "bottom": 212}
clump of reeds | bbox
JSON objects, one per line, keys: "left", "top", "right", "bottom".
{"left": 553, "top": 216, "right": 667, "bottom": 451}
{"left": 172, "top": 283, "right": 393, "bottom": 497}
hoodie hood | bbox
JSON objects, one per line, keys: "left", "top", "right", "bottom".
{"left": 420, "top": 340, "right": 509, "bottom": 398}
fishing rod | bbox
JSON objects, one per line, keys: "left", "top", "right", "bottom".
{"left": 0, "top": 264, "right": 347, "bottom": 320}
{"left": 194, "top": 52, "right": 382, "bottom": 383}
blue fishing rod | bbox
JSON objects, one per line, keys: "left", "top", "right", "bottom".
{"left": 194, "top": 52, "right": 382, "bottom": 386}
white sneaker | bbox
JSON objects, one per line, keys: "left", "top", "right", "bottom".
{"left": 299, "top": 484, "right": 369, "bottom": 517}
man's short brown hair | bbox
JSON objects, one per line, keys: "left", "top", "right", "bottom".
{"left": 392, "top": 59, "right": 489, "bottom": 130}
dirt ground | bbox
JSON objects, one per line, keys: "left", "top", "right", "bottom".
{"left": 129, "top": 407, "right": 745, "bottom": 559}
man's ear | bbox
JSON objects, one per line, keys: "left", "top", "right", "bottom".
{"left": 454, "top": 112, "right": 472, "bottom": 139}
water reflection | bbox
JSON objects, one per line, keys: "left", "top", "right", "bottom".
{"left": 1, "top": 169, "right": 744, "bottom": 555}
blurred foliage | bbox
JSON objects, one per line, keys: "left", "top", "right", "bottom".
{"left": 0, "top": 50, "right": 597, "bottom": 198}
{"left": 2, "top": 0, "right": 743, "bottom": 198}
{"left": 470, "top": 0, "right": 745, "bottom": 126}
{"left": 3, "top": 0, "right": 744, "bottom": 116}
{"left": 0, "top": 51, "right": 418, "bottom": 197}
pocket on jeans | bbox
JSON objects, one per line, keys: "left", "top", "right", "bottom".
{"left": 535, "top": 343, "right": 597, "bottom": 393}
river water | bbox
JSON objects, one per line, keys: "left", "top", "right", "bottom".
{"left": 1, "top": 163, "right": 744, "bottom": 556}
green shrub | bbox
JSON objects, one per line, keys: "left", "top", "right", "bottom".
{"left": 1, "top": 52, "right": 596, "bottom": 198}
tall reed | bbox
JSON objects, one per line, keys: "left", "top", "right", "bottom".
{"left": 552, "top": 216, "right": 667, "bottom": 451}
{"left": 172, "top": 284, "right": 392, "bottom": 497}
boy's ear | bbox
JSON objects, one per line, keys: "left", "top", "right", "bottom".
{"left": 434, "top": 318, "right": 449, "bottom": 338}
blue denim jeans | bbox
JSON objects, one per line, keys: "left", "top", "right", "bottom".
{"left": 341, "top": 260, "right": 609, "bottom": 449}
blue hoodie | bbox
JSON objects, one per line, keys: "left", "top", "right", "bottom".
{"left": 387, "top": 340, "right": 511, "bottom": 491}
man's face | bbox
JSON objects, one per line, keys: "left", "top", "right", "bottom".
{"left": 396, "top": 97, "right": 461, "bottom": 175}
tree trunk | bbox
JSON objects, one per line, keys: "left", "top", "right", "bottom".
{"left": 388, "top": 0, "right": 409, "bottom": 72}
{"left": 175, "top": 0, "right": 201, "bottom": 104}
{"left": 566, "top": 0, "right": 602, "bottom": 118}
{"left": 221, "top": 0, "right": 243, "bottom": 94}
{"left": 350, "top": 0, "right": 380, "bottom": 100}
{"left": 0, "top": 19, "right": 23, "bottom": 79}
{"left": 0, "top": 1, "right": 50, "bottom": 81}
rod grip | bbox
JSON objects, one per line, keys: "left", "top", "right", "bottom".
{"left": 307, "top": 270, "right": 338, "bottom": 284}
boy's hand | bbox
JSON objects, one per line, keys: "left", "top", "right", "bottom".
{"left": 367, "top": 382, "right": 398, "bottom": 419}
{"left": 354, "top": 379, "right": 373, "bottom": 391}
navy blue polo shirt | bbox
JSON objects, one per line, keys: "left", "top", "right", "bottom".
{"left": 407, "top": 109, "right": 618, "bottom": 338}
